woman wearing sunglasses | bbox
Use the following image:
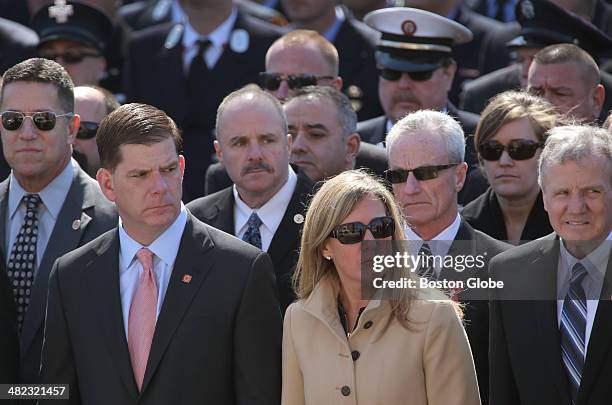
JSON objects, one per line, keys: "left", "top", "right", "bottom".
{"left": 282, "top": 170, "right": 480, "bottom": 405}
{"left": 462, "top": 91, "right": 562, "bottom": 245}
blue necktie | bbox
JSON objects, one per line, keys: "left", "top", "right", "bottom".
{"left": 242, "top": 212, "right": 262, "bottom": 249}
{"left": 560, "top": 262, "right": 588, "bottom": 405}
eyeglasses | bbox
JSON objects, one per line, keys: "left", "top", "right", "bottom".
{"left": 0, "top": 111, "right": 74, "bottom": 131}
{"left": 259, "top": 72, "right": 335, "bottom": 91}
{"left": 77, "top": 121, "right": 99, "bottom": 139}
{"left": 384, "top": 164, "right": 459, "bottom": 183}
{"left": 379, "top": 67, "right": 436, "bottom": 82}
{"left": 479, "top": 139, "right": 543, "bottom": 161}
{"left": 330, "top": 216, "right": 395, "bottom": 244}
{"left": 39, "top": 51, "right": 101, "bottom": 64}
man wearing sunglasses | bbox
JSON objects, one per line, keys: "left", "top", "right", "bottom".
{"left": 73, "top": 85, "right": 120, "bottom": 177}
{"left": 31, "top": 1, "right": 114, "bottom": 87}
{"left": 357, "top": 7, "right": 480, "bottom": 153}
{"left": 0, "top": 58, "right": 117, "bottom": 388}
{"left": 386, "top": 110, "right": 510, "bottom": 404}
{"left": 188, "top": 85, "right": 314, "bottom": 314}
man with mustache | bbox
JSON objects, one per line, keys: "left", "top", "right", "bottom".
{"left": 357, "top": 8, "right": 479, "bottom": 161}
{"left": 187, "top": 85, "right": 314, "bottom": 313}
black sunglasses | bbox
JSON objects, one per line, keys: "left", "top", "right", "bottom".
{"left": 77, "top": 121, "right": 100, "bottom": 139}
{"left": 330, "top": 216, "right": 395, "bottom": 245}
{"left": 0, "top": 111, "right": 74, "bottom": 131}
{"left": 379, "top": 67, "right": 436, "bottom": 82}
{"left": 479, "top": 139, "right": 543, "bottom": 161}
{"left": 385, "top": 164, "right": 459, "bottom": 183}
{"left": 259, "top": 72, "right": 334, "bottom": 91}
{"left": 39, "top": 51, "right": 101, "bottom": 64}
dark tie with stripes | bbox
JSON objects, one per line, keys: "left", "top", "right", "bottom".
{"left": 417, "top": 243, "right": 435, "bottom": 281}
{"left": 560, "top": 262, "right": 588, "bottom": 405}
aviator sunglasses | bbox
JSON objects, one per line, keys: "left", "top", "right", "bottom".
{"left": 330, "top": 216, "right": 395, "bottom": 244}
{"left": 77, "top": 121, "right": 100, "bottom": 140}
{"left": 379, "top": 67, "right": 436, "bottom": 82}
{"left": 0, "top": 111, "right": 74, "bottom": 131}
{"left": 384, "top": 164, "right": 459, "bottom": 183}
{"left": 259, "top": 72, "right": 334, "bottom": 91}
{"left": 479, "top": 139, "right": 543, "bottom": 161}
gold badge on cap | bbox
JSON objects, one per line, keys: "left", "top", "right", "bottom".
{"left": 401, "top": 20, "right": 417, "bottom": 36}
{"left": 72, "top": 219, "right": 81, "bottom": 230}
{"left": 293, "top": 214, "right": 304, "bottom": 224}
{"left": 521, "top": 0, "right": 535, "bottom": 19}
{"left": 49, "top": 0, "right": 74, "bottom": 24}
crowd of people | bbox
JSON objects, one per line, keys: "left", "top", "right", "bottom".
{"left": 0, "top": 0, "right": 611, "bottom": 404}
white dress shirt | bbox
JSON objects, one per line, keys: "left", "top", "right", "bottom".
{"left": 556, "top": 231, "right": 612, "bottom": 351}
{"left": 233, "top": 166, "right": 297, "bottom": 252}
{"left": 5, "top": 159, "right": 75, "bottom": 275}
{"left": 404, "top": 213, "right": 461, "bottom": 277}
{"left": 118, "top": 204, "right": 187, "bottom": 338}
{"left": 177, "top": 2, "right": 238, "bottom": 73}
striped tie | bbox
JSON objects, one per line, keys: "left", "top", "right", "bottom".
{"left": 417, "top": 243, "right": 435, "bottom": 281}
{"left": 560, "top": 262, "right": 588, "bottom": 405}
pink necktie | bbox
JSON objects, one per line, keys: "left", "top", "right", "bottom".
{"left": 128, "top": 248, "right": 158, "bottom": 391}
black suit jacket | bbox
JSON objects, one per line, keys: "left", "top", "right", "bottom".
{"left": 461, "top": 187, "right": 553, "bottom": 242}
{"left": 0, "top": 254, "right": 19, "bottom": 385}
{"left": 490, "top": 234, "right": 612, "bottom": 405}
{"left": 124, "top": 14, "right": 282, "bottom": 201}
{"left": 333, "top": 8, "right": 383, "bottom": 121}
{"left": 0, "top": 165, "right": 118, "bottom": 387}
{"left": 188, "top": 171, "right": 314, "bottom": 313}
{"left": 40, "top": 214, "right": 282, "bottom": 404}
{"left": 432, "top": 219, "right": 510, "bottom": 404}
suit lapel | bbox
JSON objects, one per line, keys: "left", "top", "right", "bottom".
{"left": 441, "top": 220, "right": 477, "bottom": 281}
{"left": 0, "top": 178, "right": 9, "bottom": 259}
{"left": 140, "top": 215, "right": 214, "bottom": 393}
{"left": 21, "top": 168, "right": 94, "bottom": 355}
{"left": 92, "top": 230, "right": 139, "bottom": 399}
{"left": 207, "top": 188, "right": 235, "bottom": 234}
{"left": 158, "top": 28, "right": 189, "bottom": 123}
{"left": 578, "top": 250, "right": 612, "bottom": 404}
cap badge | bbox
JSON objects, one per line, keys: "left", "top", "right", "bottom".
{"left": 48, "top": 0, "right": 74, "bottom": 24}
{"left": 521, "top": 0, "right": 535, "bottom": 19}
{"left": 401, "top": 20, "right": 417, "bottom": 36}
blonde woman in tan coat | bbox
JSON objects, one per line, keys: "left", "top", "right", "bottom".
{"left": 282, "top": 170, "right": 480, "bottom": 405}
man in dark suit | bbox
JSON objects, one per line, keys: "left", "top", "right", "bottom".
{"left": 280, "top": 0, "right": 383, "bottom": 120}
{"left": 490, "top": 125, "right": 612, "bottom": 405}
{"left": 188, "top": 86, "right": 312, "bottom": 313}
{"left": 124, "top": 0, "right": 283, "bottom": 201}
{"left": 385, "top": 109, "right": 510, "bottom": 404}
{"left": 40, "top": 102, "right": 282, "bottom": 404}
{"left": 358, "top": 7, "right": 480, "bottom": 164}
{"left": 0, "top": 58, "right": 118, "bottom": 388}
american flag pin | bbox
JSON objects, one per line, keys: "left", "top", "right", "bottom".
{"left": 182, "top": 274, "right": 192, "bottom": 284}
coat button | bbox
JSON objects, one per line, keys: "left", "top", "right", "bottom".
{"left": 364, "top": 320, "right": 373, "bottom": 329}
{"left": 341, "top": 386, "right": 351, "bottom": 396}
{"left": 351, "top": 350, "right": 360, "bottom": 361}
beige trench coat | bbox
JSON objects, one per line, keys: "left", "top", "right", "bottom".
{"left": 281, "top": 276, "right": 481, "bottom": 405}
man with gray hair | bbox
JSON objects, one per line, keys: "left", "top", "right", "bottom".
{"left": 284, "top": 85, "right": 361, "bottom": 181}
{"left": 187, "top": 85, "right": 314, "bottom": 313}
{"left": 490, "top": 125, "right": 612, "bottom": 405}
{"left": 386, "top": 109, "right": 509, "bottom": 403}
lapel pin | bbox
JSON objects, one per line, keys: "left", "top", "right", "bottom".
{"left": 72, "top": 219, "right": 81, "bottom": 230}
{"left": 229, "top": 29, "right": 249, "bottom": 53}
{"left": 293, "top": 214, "right": 304, "bottom": 224}
{"left": 182, "top": 274, "right": 192, "bottom": 284}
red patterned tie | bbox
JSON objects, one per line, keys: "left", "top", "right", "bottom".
{"left": 128, "top": 248, "right": 157, "bottom": 391}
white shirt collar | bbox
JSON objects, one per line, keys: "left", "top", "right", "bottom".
{"left": 8, "top": 158, "right": 75, "bottom": 221}
{"left": 181, "top": 6, "right": 238, "bottom": 55}
{"left": 119, "top": 203, "right": 188, "bottom": 270}
{"left": 233, "top": 165, "right": 297, "bottom": 235}
{"left": 559, "top": 230, "right": 612, "bottom": 289}
{"left": 404, "top": 213, "right": 461, "bottom": 256}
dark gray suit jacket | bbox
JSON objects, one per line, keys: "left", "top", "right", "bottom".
{"left": 40, "top": 214, "right": 282, "bottom": 404}
{"left": 0, "top": 164, "right": 117, "bottom": 386}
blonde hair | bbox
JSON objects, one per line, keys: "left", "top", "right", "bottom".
{"left": 294, "top": 170, "right": 417, "bottom": 328}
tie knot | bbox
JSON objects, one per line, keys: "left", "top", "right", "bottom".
{"left": 247, "top": 212, "right": 262, "bottom": 229}
{"left": 23, "top": 194, "right": 41, "bottom": 212}
{"left": 570, "top": 262, "right": 588, "bottom": 286}
{"left": 195, "top": 38, "right": 211, "bottom": 55}
{"left": 136, "top": 248, "right": 154, "bottom": 272}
